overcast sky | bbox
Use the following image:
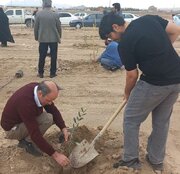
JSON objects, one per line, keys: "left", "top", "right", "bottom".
{"left": 1, "top": 0, "right": 180, "bottom": 9}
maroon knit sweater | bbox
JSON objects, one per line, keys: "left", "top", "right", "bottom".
{"left": 1, "top": 82, "right": 66, "bottom": 156}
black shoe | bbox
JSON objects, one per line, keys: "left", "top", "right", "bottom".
{"left": 18, "top": 139, "right": 42, "bottom": 157}
{"left": 146, "top": 154, "right": 163, "bottom": 172}
{"left": 113, "top": 158, "right": 141, "bottom": 169}
{"left": 37, "top": 74, "right": 44, "bottom": 78}
{"left": 1, "top": 43, "right": 7, "bottom": 47}
{"left": 50, "top": 74, "right": 57, "bottom": 78}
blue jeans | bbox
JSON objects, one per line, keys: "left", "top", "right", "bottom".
{"left": 100, "top": 58, "right": 120, "bottom": 71}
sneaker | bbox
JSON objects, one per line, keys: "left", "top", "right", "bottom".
{"left": 18, "top": 139, "right": 42, "bottom": 157}
{"left": 37, "top": 74, "right": 44, "bottom": 78}
{"left": 50, "top": 74, "right": 57, "bottom": 78}
{"left": 113, "top": 158, "right": 141, "bottom": 169}
{"left": 146, "top": 154, "right": 163, "bottom": 172}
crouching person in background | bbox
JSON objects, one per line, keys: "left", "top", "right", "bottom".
{"left": 99, "top": 40, "right": 124, "bottom": 71}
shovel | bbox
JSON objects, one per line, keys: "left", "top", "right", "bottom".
{"left": 69, "top": 100, "right": 126, "bottom": 168}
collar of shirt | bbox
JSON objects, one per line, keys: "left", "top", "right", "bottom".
{"left": 34, "top": 86, "right": 42, "bottom": 107}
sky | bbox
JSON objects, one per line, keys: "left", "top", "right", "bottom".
{"left": 0, "top": 0, "right": 180, "bottom": 9}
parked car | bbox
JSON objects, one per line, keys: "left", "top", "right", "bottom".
{"left": 58, "top": 12, "right": 78, "bottom": 25}
{"left": 74, "top": 12, "right": 88, "bottom": 19}
{"left": 123, "top": 12, "right": 139, "bottom": 22}
{"left": 173, "top": 14, "right": 180, "bottom": 26}
{"left": 69, "top": 13, "right": 104, "bottom": 29}
{"left": 5, "top": 9, "right": 34, "bottom": 27}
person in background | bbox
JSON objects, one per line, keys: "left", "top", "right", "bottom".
{"left": 34, "top": 0, "right": 62, "bottom": 78}
{"left": 1, "top": 81, "right": 70, "bottom": 167}
{"left": 0, "top": 7, "right": 15, "bottom": 47}
{"left": 99, "top": 13, "right": 180, "bottom": 172}
{"left": 99, "top": 40, "right": 123, "bottom": 71}
{"left": 103, "top": 3, "right": 123, "bottom": 46}
{"left": 112, "top": 2, "right": 123, "bottom": 17}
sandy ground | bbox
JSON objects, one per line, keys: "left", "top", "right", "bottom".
{"left": 0, "top": 22, "right": 180, "bottom": 174}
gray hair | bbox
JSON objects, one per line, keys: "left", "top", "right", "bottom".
{"left": 42, "top": 0, "right": 52, "bottom": 8}
{"left": 37, "top": 81, "right": 51, "bottom": 97}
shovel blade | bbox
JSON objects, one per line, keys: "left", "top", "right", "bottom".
{"left": 69, "top": 139, "right": 99, "bottom": 168}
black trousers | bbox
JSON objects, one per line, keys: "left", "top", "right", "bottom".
{"left": 38, "top": 42, "right": 58, "bottom": 75}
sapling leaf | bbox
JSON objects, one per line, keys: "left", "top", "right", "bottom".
{"left": 73, "top": 117, "right": 77, "bottom": 124}
{"left": 78, "top": 111, "right": 82, "bottom": 118}
{"left": 68, "top": 107, "right": 87, "bottom": 154}
{"left": 81, "top": 107, "right": 87, "bottom": 113}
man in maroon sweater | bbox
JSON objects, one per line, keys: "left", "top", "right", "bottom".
{"left": 1, "top": 80, "right": 70, "bottom": 167}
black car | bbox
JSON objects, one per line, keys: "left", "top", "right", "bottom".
{"left": 69, "top": 13, "right": 104, "bottom": 29}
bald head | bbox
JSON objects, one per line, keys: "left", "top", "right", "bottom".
{"left": 37, "top": 81, "right": 60, "bottom": 96}
{"left": 37, "top": 81, "right": 61, "bottom": 106}
{"left": 45, "top": 80, "right": 58, "bottom": 93}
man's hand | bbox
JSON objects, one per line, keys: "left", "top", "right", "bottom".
{"left": 62, "top": 127, "right": 70, "bottom": 142}
{"left": 52, "top": 151, "right": 70, "bottom": 167}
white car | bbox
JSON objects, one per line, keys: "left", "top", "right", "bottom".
{"left": 123, "top": 13, "right": 139, "bottom": 22}
{"left": 74, "top": 12, "right": 88, "bottom": 19}
{"left": 58, "top": 12, "right": 78, "bottom": 25}
{"left": 5, "top": 9, "right": 34, "bottom": 27}
{"left": 173, "top": 14, "right": 180, "bottom": 26}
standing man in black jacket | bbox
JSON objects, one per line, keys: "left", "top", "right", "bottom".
{"left": 112, "top": 3, "right": 123, "bottom": 17}
{"left": 0, "top": 7, "right": 15, "bottom": 47}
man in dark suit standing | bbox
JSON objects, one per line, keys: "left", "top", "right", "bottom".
{"left": 0, "top": 7, "right": 15, "bottom": 47}
{"left": 112, "top": 2, "right": 123, "bottom": 17}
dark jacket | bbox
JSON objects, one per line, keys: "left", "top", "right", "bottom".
{"left": 0, "top": 8, "right": 15, "bottom": 43}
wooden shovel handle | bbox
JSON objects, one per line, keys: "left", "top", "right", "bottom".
{"left": 92, "top": 100, "right": 126, "bottom": 144}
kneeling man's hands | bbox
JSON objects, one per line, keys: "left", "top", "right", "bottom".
{"left": 52, "top": 151, "right": 70, "bottom": 167}
{"left": 62, "top": 127, "right": 70, "bottom": 142}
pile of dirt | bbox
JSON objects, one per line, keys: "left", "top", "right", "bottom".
{"left": 0, "top": 126, "right": 173, "bottom": 174}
